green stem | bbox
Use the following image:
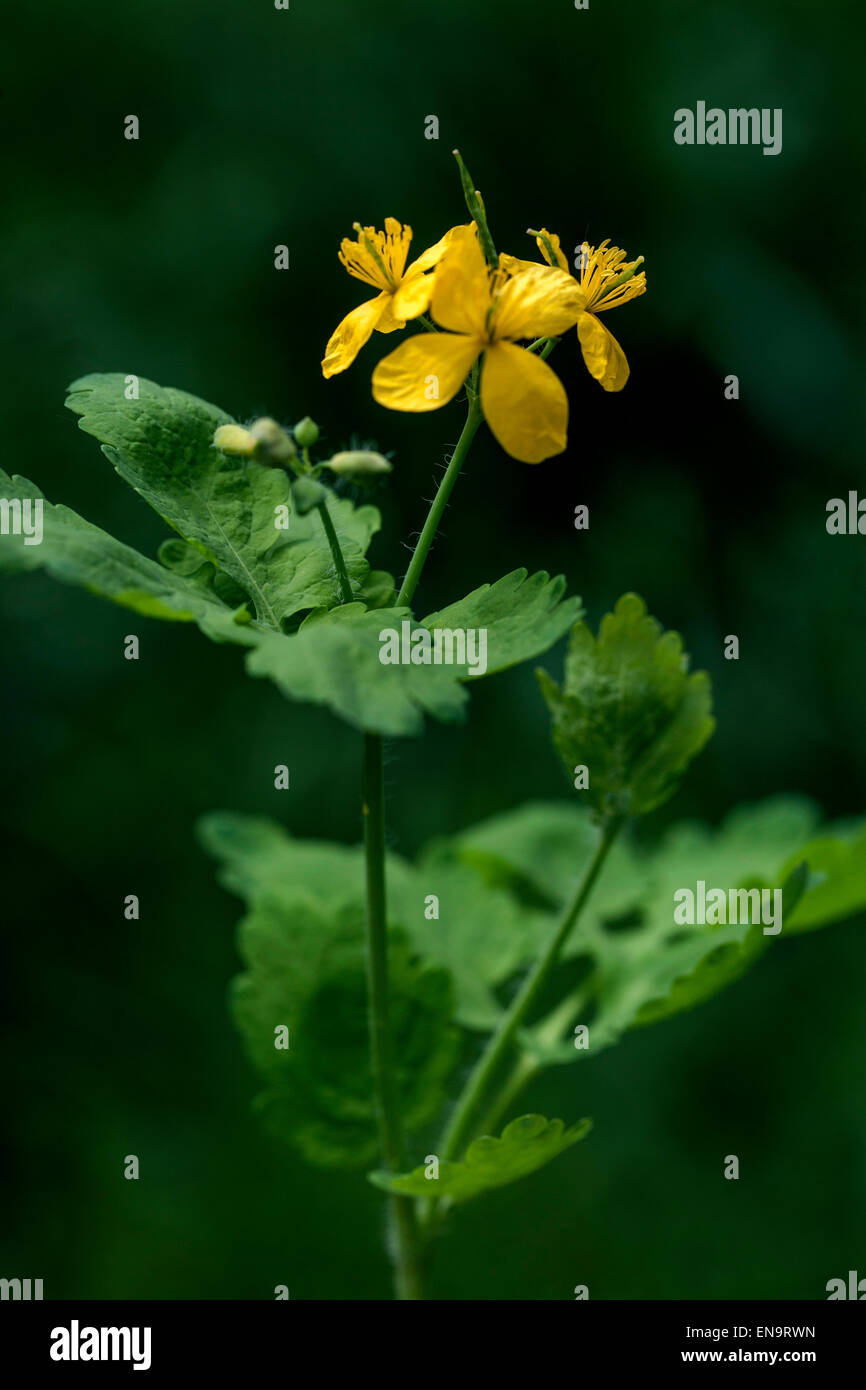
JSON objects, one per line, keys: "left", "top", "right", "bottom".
{"left": 396, "top": 400, "right": 483, "bottom": 608}
{"left": 363, "top": 390, "right": 485, "bottom": 1295}
{"left": 316, "top": 499, "right": 354, "bottom": 604}
{"left": 436, "top": 818, "right": 623, "bottom": 1166}
{"left": 526, "top": 336, "right": 560, "bottom": 359}
{"left": 472, "top": 1053, "right": 536, "bottom": 1140}
{"left": 317, "top": 486, "right": 423, "bottom": 1294}
{"left": 295, "top": 485, "right": 426, "bottom": 1291}
{"left": 474, "top": 979, "right": 597, "bottom": 1139}
{"left": 363, "top": 732, "right": 426, "bottom": 1299}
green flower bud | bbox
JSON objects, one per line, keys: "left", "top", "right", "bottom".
{"left": 213, "top": 424, "right": 257, "bottom": 456}
{"left": 291, "top": 476, "right": 328, "bottom": 515}
{"left": 294, "top": 416, "right": 320, "bottom": 448}
{"left": 250, "top": 417, "right": 297, "bottom": 464}
{"left": 327, "top": 451, "right": 393, "bottom": 478}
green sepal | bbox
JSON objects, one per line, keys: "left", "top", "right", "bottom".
{"left": 452, "top": 149, "right": 498, "bottom": 267}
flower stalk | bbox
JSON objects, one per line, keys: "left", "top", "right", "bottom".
{"left": 316, "top": 500, "right": 354, "bottom": 605}
{"left": 396, "top": 399, "right": 483, "bottom": 608}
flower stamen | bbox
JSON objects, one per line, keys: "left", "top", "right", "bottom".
{"left": 352, "top": 222, "right": 397, "bottom": 290}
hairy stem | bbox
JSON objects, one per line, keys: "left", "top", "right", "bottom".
{"left": 363, "top": 396, "right": 484, "bottom": 1295}
{"left": 317, "top": 486, "right": 424, "bottom": 1295}
{"left": 436, "top": 818, "right": 623, "bottom": 1167}
{"left": 363, "top": 732, "right": 425, "bottom": 1299}
{"left": 396, "top": 400, "right": 482, "bottom": 608}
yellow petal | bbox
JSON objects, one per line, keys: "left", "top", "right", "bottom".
{"left": 493, "top": 265, "right": 584, "bottom": 341}
{"left": 376, "top": 298, "right": 408, "bottom": 333}
{"left": 321, "top": 293, "right": 390, "bottom": 378}
{"left": 390, "top": 271, "right": 433, "bottom": 321}
{"left": 577, "top": 312, "right": 630, "bottom": 391}
{"left": 406, "top": 222, "right": 473, "bottom": 276}
{"left": 480, "top": 342, "right": 568, "bottom": 464}
{"left": 372, "top": 333, "right": 480, "bottom": 412}
{"left": 534, "top": 228, "right": 569, "bottom": 272}
{"left": 430, "top": 227, "right": 490, "bottom": 336}
{"left": 498, "top": 252, "right": 540, "bottom": 276}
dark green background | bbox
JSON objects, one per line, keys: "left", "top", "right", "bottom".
{"left": 2, "top": 0, "right": 864, "bottom": 1299}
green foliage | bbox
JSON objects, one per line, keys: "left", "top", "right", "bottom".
{"left": 370, "top": 1114, "right": 591, "bottom": 1204}
{"left": 200, "top": 812, "right": 547, "bottom": 1035}
{"left": 0, "top": 470, "right": 254, "bottom": 643}
{"left": 629, "top": 862, "right": 808, "bottom": 1030}
{"left": 422, "top": 570, "right": 583, "bottom": 680}
{"left": 199, "top": 793, "right": 866, "bottom": 1181}
{"left": 452, "top": 797, "right": 866, "bottom": 1063}
{"left": 402, "top": 846, "right": 550, "bottom": 1029}
{"left": 454, "top": 799, "right": 648, "bottom": 934}
{"left": 65, "top": 374, "right": 379, "bottom": 625}
{"left": 0, "top": 376, "right": 584, "bottom": 739}
{"left": 9, "top": 370, "right": 864, "bottom": 1219}
{"left": 245, "top": 607, "right": 469, "bottom": 738}
{"left": 245, "top": 570, "right": 584, "bottom": 736}
{"left": 538, "top": 593, "right": 715, "bottom": 820}
{"left": 199, "top": 813, "right": 459, "bottom": 1169}
{"left": 781, "top": 825, "right": 866, "bottom": 933}
{"left": 240, "top": 904, "right": 457, "bottom": 1170}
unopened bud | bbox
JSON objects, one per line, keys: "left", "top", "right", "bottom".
{"left": 213, "top": 424, "right": 257, "bottom": 456}
{"left": 294, "top": 416, "right": 320, "bottom": 448}
{"left": 291, "top": 476, "right": 328, "bottom": 515}
{"left": 250, "top": 417, "right": 297, "bottom": 464}
{"left": 327, "top": 451, "right": 393, "bottom": 478}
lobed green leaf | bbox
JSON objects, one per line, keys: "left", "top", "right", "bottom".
{"left": 65, "top": 373, "right": 380, "bottom": 625}
{"left": 369, "top": 1114, "right": 591, "bottom": 1204}
{"left": 421, "top": 569, "right": 583, "bottom": 680}
{"left": 225, "top": 881, "right": 458, "bottom": 1170}
{"left": 538, "top": 593, "right": 715, "bottom": 820}
{"left": 0, "top": 470, "right": 254, "bottom": 644}
{"left": 245, "top": 607, "right": 469, "bottom": 738}
{"left": 200, "top": 812, "right": 548, "bottom": 1033}
{"left": 452, "top": 796, "right": 863, "bottom": 1062}
{"left": 780, "top": 826, "right": 866, "bottom": 933}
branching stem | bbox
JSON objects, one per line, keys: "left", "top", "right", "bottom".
{"left": 434, "top": 818, "right": 623, "bottom": 1171}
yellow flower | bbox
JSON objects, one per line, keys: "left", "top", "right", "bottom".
{"left": 321, "top": 218, "right": 465, "bottom": 379}
{"left": 506, "top": 230, "right": 645, "bottom": 392}
{"left": 372, "top": 227, "right": 585, "bottom": 464}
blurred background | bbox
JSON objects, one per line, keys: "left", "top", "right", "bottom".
{"left": 2, "top": 0, "right": 864, "bottom": 1299}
